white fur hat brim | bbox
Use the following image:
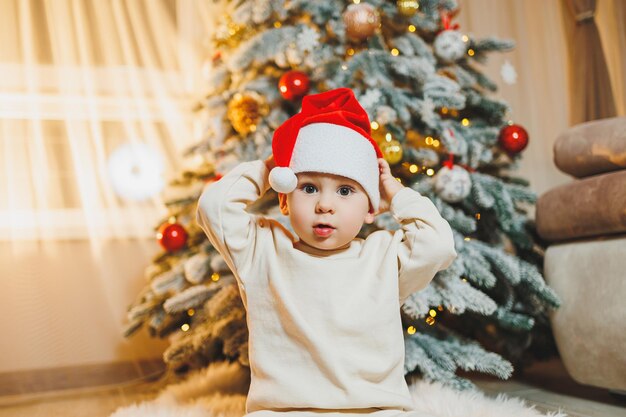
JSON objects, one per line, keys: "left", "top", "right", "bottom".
{"left": 269, "top": 122, "right": 380, "bottom": 211}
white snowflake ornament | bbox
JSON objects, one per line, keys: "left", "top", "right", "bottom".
{"left": 500, "top": 60, "right": 518, "bottom": 85}
{"left": 434, "top": 164, "right": 472, "bottom": 203}
{"left": 433, "top": 30, "right": 468, "bottom": 63}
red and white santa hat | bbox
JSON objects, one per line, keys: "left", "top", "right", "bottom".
{"left": 269, "top": 88, "right": 383, "bottom": 211}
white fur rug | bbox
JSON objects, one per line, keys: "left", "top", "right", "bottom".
{"left": 111, "top": 362, "right": 567, "bottom": 417}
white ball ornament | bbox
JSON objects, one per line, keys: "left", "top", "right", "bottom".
{"left": 433, "top": 30, "right": 467, "bottom": 63}
{"left": 434, "top": 165, "right": 472, "bottom": 203}
{"left": 269, "top": 167, "right": 298, "bottom": 193}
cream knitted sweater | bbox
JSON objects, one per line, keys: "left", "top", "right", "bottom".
{"left": 196, "top": 160, "right": 457, "bottom": 415}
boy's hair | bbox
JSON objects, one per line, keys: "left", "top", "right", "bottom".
{"left": 268, "top": 88, "right": 383, "bottom": 211}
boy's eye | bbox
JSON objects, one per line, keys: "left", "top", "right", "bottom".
{"left": 338, "top": 186, "right": 354, "bottom": 196}
{"left": 302, "top": 184, "right": 317, "bottom": 194}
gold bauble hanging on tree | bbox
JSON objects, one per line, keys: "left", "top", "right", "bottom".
{"left": 215, "top": 17, "right": 248, "bottom": 47}
{"left": 343, "top": 3, "right": 380, "bottom": 41}
{"left": 371, "top": 125, "right": 389, "bottom": 145}
{"left": 397, "top": 0, "right": 420, "bottom": 17}
{"left": 227, "top": 91, "right": 269, "bottom": 136}
{"left": 380, "top": 139, "right": 404, "bottom": 165}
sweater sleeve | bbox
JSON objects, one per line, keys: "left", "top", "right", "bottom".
{"left": 195, "top": 160, "right": 271, "bottom": 290}
{"left": 389, "top": 187, "right": 457, "bottom": 306}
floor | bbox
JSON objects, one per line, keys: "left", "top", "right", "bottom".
{"left": 472, "top": 360, "right": 626, "bottom": 417}
{"left": 0, "top": 360, "right": 624, "bottom": 417}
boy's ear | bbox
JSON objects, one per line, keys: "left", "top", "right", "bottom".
{"left": 278, "top": 193, "right": 289, "bottom": 215}
{"left": 364, "top": 204, "right": 375, "bottom": 224}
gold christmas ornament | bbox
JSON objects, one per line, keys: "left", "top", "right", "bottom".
{"left": 380, "top": 139, "right": 403, "bottom": 165}
{"left": 227, "top": 91, "right": 269, "bottom": 136}
{"left": 397, "top": 0, "right": 419, "bottom": 17}
{"left": 371, "top": 126, "right": 389, "bottom": 144}
{"left": 343, "top": 3, "right": 380, "bottom": 41}
{"left": 215, "top": 17, "right": 247, "bottom": 47}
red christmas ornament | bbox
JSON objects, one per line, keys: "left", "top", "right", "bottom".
{"left": 439, "top": 9, "right": 460, "bottom": 32}
{"left": 499, "top": 124, "right": 529, "bottom": 154}
{"left": 157, "top": 222, "right": 188, "bottom": 252}
{"left": 278, "top": 70, "right": 310, "bottom": 100}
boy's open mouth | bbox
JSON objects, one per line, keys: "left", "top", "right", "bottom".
{"left": 314, "top": 223, "right": 335, "bottom": 230}
{"left": 313, "top": 223, "right": 335, "bottom": 237}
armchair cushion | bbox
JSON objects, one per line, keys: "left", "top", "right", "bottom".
{"left": 536, "top": 170, "right": 626, "bottom": 242}
{"left": 554, "top": 117, "right": 626, "bottom": 178}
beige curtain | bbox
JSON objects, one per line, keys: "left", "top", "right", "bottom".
{"left": 596, "top": 0, "right": 626, "bottom": 116}
{"left": 561, "top": 0, "right": 617, "bottom": 123}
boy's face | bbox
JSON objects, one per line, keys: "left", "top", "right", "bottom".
{"left": 278, "top": 172, "right": 375, "bottom": 251}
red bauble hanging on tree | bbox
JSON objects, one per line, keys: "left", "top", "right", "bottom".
{"left": 499, "top": 124, "right": 529, "bottom": 154}
{"left": 157, "top": 222, "right": 188, "bottom": 252}
{"left": 278, "top": 70, "right": 310, "bottom": 100}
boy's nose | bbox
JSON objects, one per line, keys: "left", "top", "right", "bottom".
{"left": 315, "top": 195, "right": 335, "bottom": 214}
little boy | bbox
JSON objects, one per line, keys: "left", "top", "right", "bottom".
{"left": 196, "top": 88, "right": 457, "bottom": 417}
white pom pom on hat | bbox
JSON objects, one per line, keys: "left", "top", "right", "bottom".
{"left": 269, "top": 88, "right": 383, "bottom": 211}
{"left": 268, "top": 166, "right": 298, "bottom": 193}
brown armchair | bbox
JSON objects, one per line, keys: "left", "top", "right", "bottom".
{"left": 536, "top": 117, "right": 626, "bottom": 393}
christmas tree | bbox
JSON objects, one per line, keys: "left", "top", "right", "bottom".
{"left": 124, "top": 0, "right": 560, "bottom": 389}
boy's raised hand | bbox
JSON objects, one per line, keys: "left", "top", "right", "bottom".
{"left": 377, "top": 158, "right": 404, "bottom": 214}
{"left": 264, "top": 154, "right": 276, "bottom": 171}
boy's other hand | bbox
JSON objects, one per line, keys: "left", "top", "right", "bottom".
{"left": 264, "top": 154, "right": 276, "bottom": 171}
{"left": 377, "top": 158, "right": 404, "bottom": 214}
